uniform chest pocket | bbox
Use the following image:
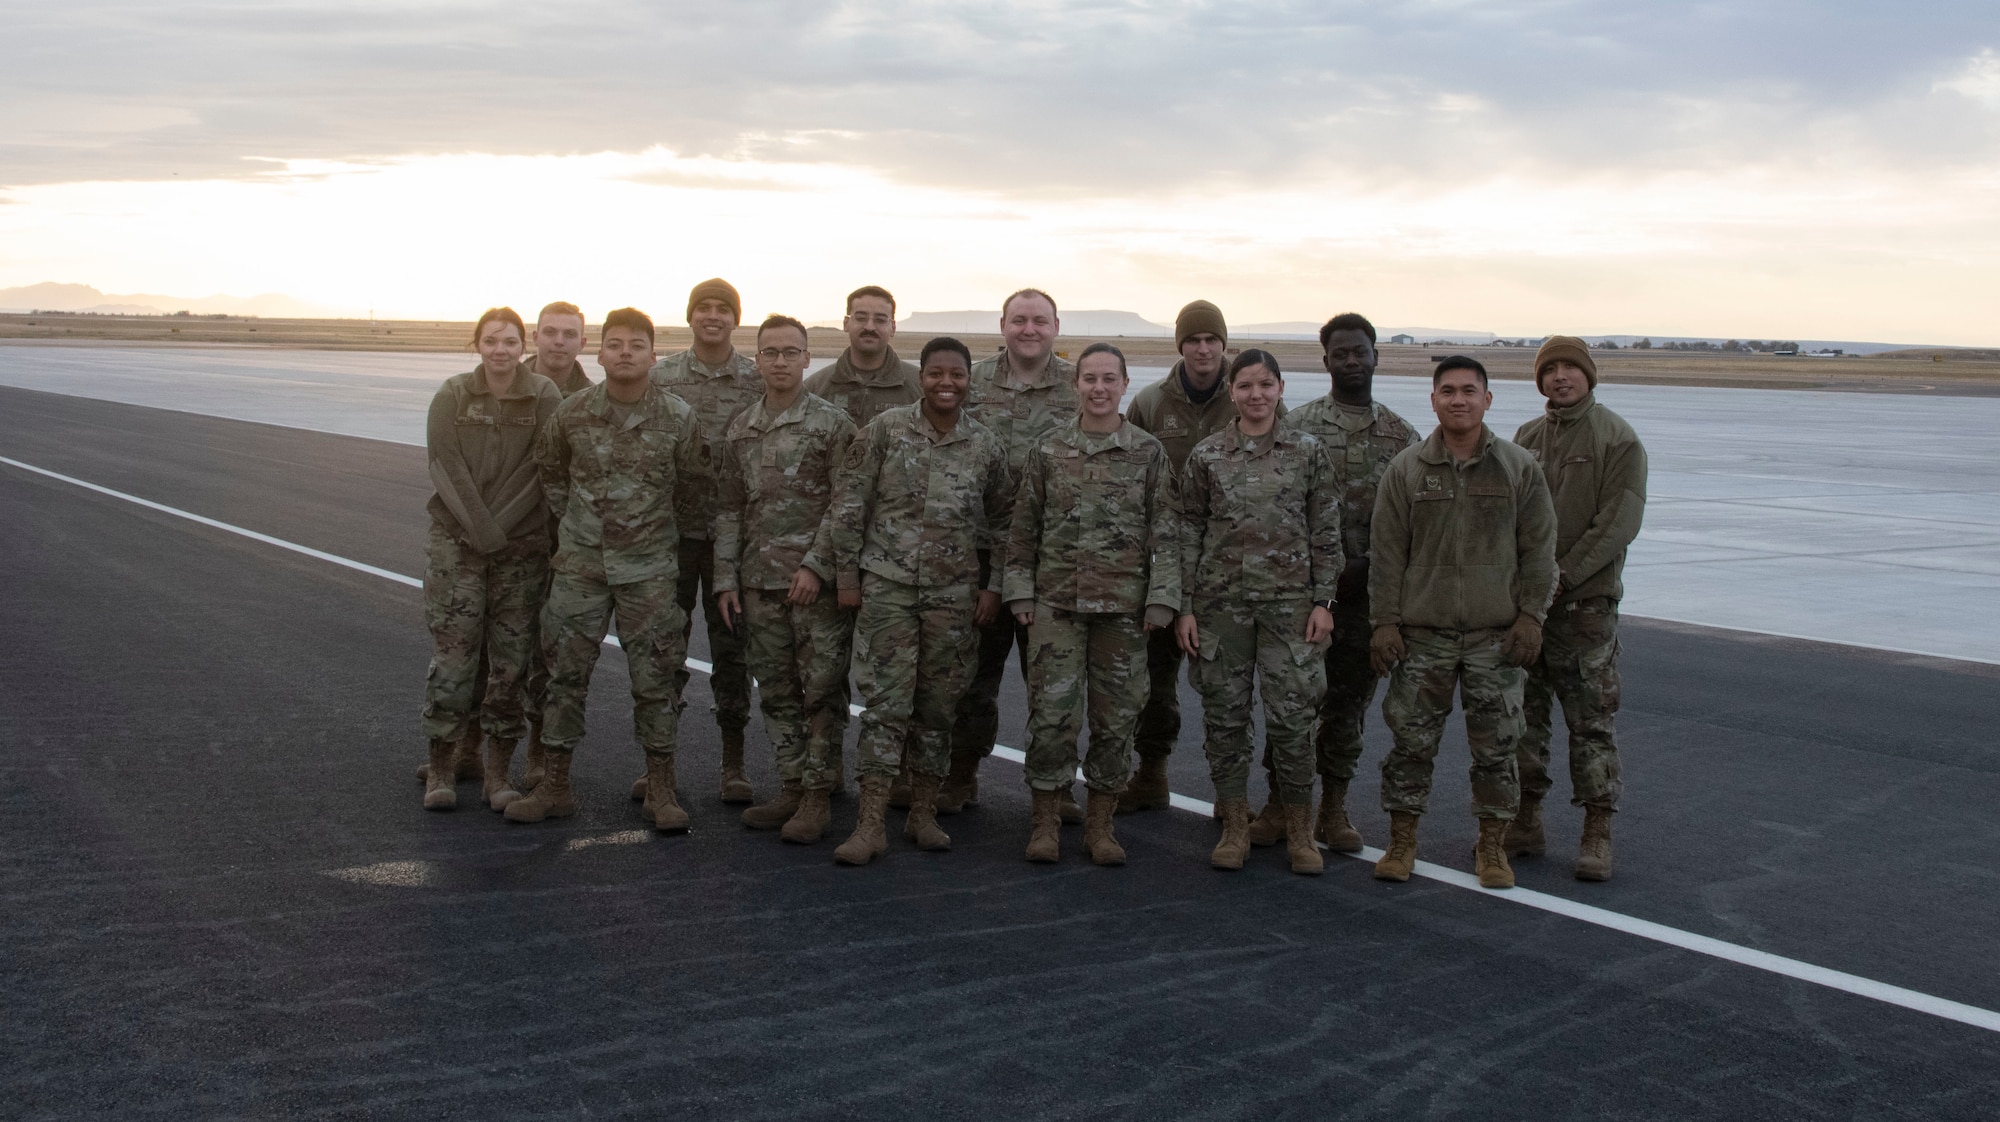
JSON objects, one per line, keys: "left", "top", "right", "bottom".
{"left": 1082, "top": 456, "right": 1150, "bottom": 520}
{"left": 1227, "top": 460, "right": 1292, "bottom": 519}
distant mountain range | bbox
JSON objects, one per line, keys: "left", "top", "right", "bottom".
{"left": 0, "top": 282, "right": 344, "bottom": 318}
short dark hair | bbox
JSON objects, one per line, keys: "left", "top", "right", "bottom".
{"left": 1075, "top": 341, "right": 1128, "bottom": 380}
{"left": 600, "top": 307, "right": 655, "bottom": 346}
{"left": 757, "top": 314, "right": 808, "bottom": 343}
{"left": 919, "top": 336, "right": 972, "bottom": 370}
{"left": 1432, "top": 355, "right": 1488, "bottom": 387}
{"left": 1319, "top": 312, "right": 1377, "bottom": 349}
{"left": 1227, "top": 348, "right": 1282, "bottom": 384}
{"left": 846, "top": 286, "right": 896, "bottom": 316}
{"left": 1001, "top": 288, "right": 1058, "bottom": 319}
{"left": 470, "top": 306, "right": 526, "bottom": 348}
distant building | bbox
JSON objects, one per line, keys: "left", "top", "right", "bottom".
{"left": 1388, "top": 333, "right": 1414, "bottom": 345}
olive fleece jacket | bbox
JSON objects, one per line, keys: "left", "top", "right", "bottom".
{"left": 426, "top": 365, "right": 563, "bottom": 554}
{"left": 1513, "top": 393, "right": 1647, "bottom": 606}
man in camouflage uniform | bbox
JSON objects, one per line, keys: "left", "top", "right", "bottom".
{"left": 648, "top": 278, "right": 762, "bottom": 805}
{"left": 505, "top": 307, "right": 711, "bottom": 833}
{"left": 713, "top": 315, "right": 859, "bottom": 845}
{"left": 1264, "top": 312, "right": 1417, "bottom": 851}
{"left": 827, "top": 336, "right": 1015, "bottom": 866}
{"left": 1368, "top": 355, "right": 1557, "bottom": 890}
{"left": 803, "top": 285, "right": 922, "bottom": 428}
{"left": 949, "top": 288, "right": 1078, "bottom": 817}
{"left": 1511, "top": 335, "right": 1647, "bottom": 881}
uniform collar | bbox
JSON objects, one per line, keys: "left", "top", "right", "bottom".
{"left": 1417, "top": 423, "right": 1496, "bottom": 465}
{"left": 746, "top": 393, "right": 810, "bottom": 431}
{"left": 832, "top": 346, "right": 908, "bottom": 388}
{"left": 467, "top": 363, "right": 538, "bottom": 400}
{"left": 1547, "top": 393, "right": 1598, "bottom": 423}
{"left": 1221, "top": 417, "right": 1293, "bottom": 456}
{"left": 991, "top": 348, "right": 1069, "bottom": 391}
{"left": 1053, "top": 416, "right": 1145, "bottom": 452}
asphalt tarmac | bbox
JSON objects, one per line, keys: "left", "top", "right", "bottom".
{"left": 4, "top": 386, "right": 1998, "bottom": 1119}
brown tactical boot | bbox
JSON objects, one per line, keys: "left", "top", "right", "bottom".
{"left": 1247, "top": 793, "right": 1287, "bottom": 847}
{"left": 1211, "top": 797, "right": 1251, "bottom": 870}
{"left": 1024, "top": 788, "right": 1061, "bottom": 863}
{"left": 833, "top": 777, "right": 891, "bottom": 865}
{"left": 888, "top": 763, "right": 914, "bottom": 809}
{"left": 1284, "top": 803, "right": 1324, "bottom": 876}
{"left": 1475, "top": 817, "right": 1516, "bottom": 889}
{"left": 422, "top": 737, "right": 457, "bottom": 810}
{"left": 1083, "top": 789, "right": 1126, "bottom": 867}
{"left": 1505, "top": 795, "right": 1546, "bottom": 858}
{"left": 1575, "top": 807, "right": 1615, "bottom": 882}
{"left": 781, "top": 787, "right": 832, "bottom": 844}
{"left": 629, "top": 772, "right": 648, "bottom": 802}
{"left": 741, "top": 780, "right": 804, "bottom": 830}
{"left": 904, "top": 772, "right": 952, "bottom": 851}
{"left": 1115, "top": 754, "right": 1171, "bottom": 814}
{"left": 934, "top": 751, "right": 981, "bottom": 815}
{"left": 482, "top": 737, "right": 521, "bottom": 811}
{"left": 719, "top": 727, "right": 754, "bottom": 804}
{"left": 1315, "top": 779, "right": 1363, "bottom": 853}
{"left": 415, "top": 726, "right": 485, "bottom": 783}
{"left": 1374, "top": 812, "right": 1419, "bottom": 881}
{"left": 504, "top": 748, "right": 578, "bottom": 822}
{"left": 644, "top": 753, "right": 690, "bottom": 833}
{"left": 520, "top": 718, "right": 548, "bottom": 793}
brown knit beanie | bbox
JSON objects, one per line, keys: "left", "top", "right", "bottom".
{"left": 686, "top": 278, "right": 742, "bottom": 325}
{"left": 1535, "top": 335, "right": 1598, "bottom": 389}
{"left": 1175, "top": 300, "right": 1228, "bottom": 350}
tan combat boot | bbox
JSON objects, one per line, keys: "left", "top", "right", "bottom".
{"left": 719, "top": 727, "right": 754, "bottom": 804}
{"left": 934, "top": 750, "right": 981, "bottom": 815}
{"left": 781, "top": 787, "right": 832, "bottom": 844}
{"left": 1505, "top": 795, "right": 1546, "bottom": 858}
{"left": 1083, "top": 789, "right": 1126, "bottom": 867}
{"left": 504, "top": 749, "right": 578, "bottom": 822}
{"left": 1475, "top": 817, "right": 1516, "bottom": 889}
{"left": 833, "top": 777, "right": 891, "bottom": 865}
{"left": 1284, "top": 802, "right": 1323, "bottom": 876}
{"left": 1211, "top": 797, "right": 1251, "bottom": 870}
{"left": 887, "top": 762, "right": 914, "bottom": 809}
{"left": 1247, "top": 791, "right": 1287, "bottom": 847}
{"left": 482, "top": 737, "right": 521, "bottom": 811}
{"left": 1316, "top": 778, "right": 1363, "bottom": 853}
{"left": 415, "top": 726, "right": 485, "bottom": 784}
{"left": 644, "top": 753, "right": 690, "bottom": 833}
{"left": 1056, "top": 783, "right": 1084, "bottom": 825}
{"left": 741, "top": 780, "right": 804, "bottom": 830}
{"left": 1115, "top": 755, "right": 1171, "bottom": 814}
{"left": 422, "top": 737, "right": 457, "bottom": 810}
{"left": 904, "top": 772, "right": 952, "bottom": 851}
{"left": 1024, "top": 788, "right": 1061, "bottom": 863}
{"left": 520, "top": 718, "right": 548, "bottom": 792}
{"left": 629, "top": 772, "right": 648, "bottom": 802}
{"left": 1374, "top": 812, "right": 1419, "bottom": 881}
{"left": 1575, "top": 807, "right": 1615, "bottom": 882}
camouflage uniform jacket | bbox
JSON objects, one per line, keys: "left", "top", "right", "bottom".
{"left": 1126, "top": 360, "right": 1282, "bottom": 473}
{"left": 967, "top": 349, "right": 1078, "bottom": 473}
{"left": 1370, "top": 425, "right": 1558, "bottom": 631}
{"left": 1514, "top": 393, "right": 1647, "bottom": 606}
{"left": 525, "top": 353, "right": 593, "bottom": 398}
{"left": 426, "top": 366, "right": 562, "bottom": 553}
{"left": 802, "top": 346, "right": 921, "bottom": 428}
{"left": 1178, "top": 420, "right": 1343, "bottom": 613}
{"left": 536, "top": 382, "right": 709, "bottom": 586}
{"left": 649, "top": 347, "right": 761, "bottom": 539}
{"left": 713, "top": 392, "right": 858, "bottom": 594}
{"left": 829, "top": 404, "right": 1014, "bottom": 595}
{"left": 1002, "top": 419, "right": 1180, "bottom": 624}
{"left": 1282, "top": 395, "right": 1418, "bottom": 564}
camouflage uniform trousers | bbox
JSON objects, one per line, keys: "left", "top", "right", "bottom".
{"left": 1187, "top": 597, "right": 1326, "bottom": 806}
{"left": 1022, "top": 609, "right": 1149, "bottom": 794}
{"left": 421, "top": 524, "right": 548, "bottom": 743}
{"left": 742, "top": 588, "right": 854, "bottom": 792}
{"left": 853, "top": 576, "right": 980, "bottom": 780}
{"left": 540, "top": 572, "right": 690, "bottom": 756}
{"left": 1132, "top": 626, "right": 1184, "bottom": 761}
{"left": 674, "top": 535, "right": 751, "bottom": 735}
{"left": 1379, "top": 626, "right": 1523, "bottom": 820}
{"left": 952, "top": 611, "right": 1029, "bottom": 759}
{"left": 1520, "top": 597, "right": 1623, "bottom": 811}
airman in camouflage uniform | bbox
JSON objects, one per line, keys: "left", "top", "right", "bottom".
{"left": 1511, "top": 336, "right": 1647, "bottom": 881}
{"left": 1178, "top": 350, "right": 1342, "bottom": 875}
{"left": 1004, "top": 343, "right": 1180, "bottom": 865}
{"left": 648, "top": 278, "right": 761, "bottom": 804}
{"left": 827, "top": 337, "right": 1014, "bottom": 865}
{"left": 1368, "top": 355, "right": 1558, "bottom": 889}
{"left": 713, "top": 315, "right": 859, "bottom": 845}
{"left": 1270, "top": 313, "right": 1417, "bottom": 851}
{"left": 505, "top": 308, "right": 710, "bottom": 833}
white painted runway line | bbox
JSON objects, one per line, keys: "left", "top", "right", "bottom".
{"left": 8, "top": 452, "right": 1997, "bottom": 1037}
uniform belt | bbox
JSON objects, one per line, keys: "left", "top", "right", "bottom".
{"left": 1557, "top": 595, "right": 1618, "bottom": 612}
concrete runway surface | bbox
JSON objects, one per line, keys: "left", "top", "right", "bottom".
{"left": 3, "top": 386, "right": 1999, "bottom": 1119}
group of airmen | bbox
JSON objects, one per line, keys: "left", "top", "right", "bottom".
{"left": 417, "top": 279, "right": 1647, "bottom": 889}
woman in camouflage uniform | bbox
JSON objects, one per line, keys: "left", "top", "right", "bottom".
{"left": 1176, "top": 350, "right": 1343, "bottom": 875}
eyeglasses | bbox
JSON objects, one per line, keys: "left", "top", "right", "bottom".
{"left": 758, "top": 347, "right": 807, "bottom": 361}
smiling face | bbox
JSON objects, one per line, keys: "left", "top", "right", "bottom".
{"left": 534, "top": 312, "right": 585, "bottom": 373}
{"left": 1540, "top": 359, "right": 1591, "bottom": 408}
{"left": 844, "top": 294, "right": 895, "bottom": 365}
{"left": 1228, "top": 361, "right": 1283, "bottom": 426}
{"left": 1322, "top": 327, "right": 1377, "bottom": 401}
{"left": 919, "top": 348, "right": 971, "bottom": 417}
{"left": 1000, "top": 292, "right": 1058, "bottom": 368}
{"left": 597, "top": 323, "right": 656, "bottom": 387}
{"left": 1074, "top": 351, "right": 1128, "bottom": 422}
{"left": 477, "top": 317, "right": 525, "bottom": 380}
{"left": 1431, "top": 367, "right": 1492, "bottom": 438}
{"left": 689, "top": 297, "right": 738, "bottom": 351}
{"left": 755, "top": 323, "right": 809, "bottom": 397}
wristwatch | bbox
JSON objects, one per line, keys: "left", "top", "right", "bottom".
{"left": 1314, "top": 599, "right": 1337, "bottom": 613}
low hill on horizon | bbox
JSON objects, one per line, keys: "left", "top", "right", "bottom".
{"left": 0, "top": 282, "right": 345, "bottom": 319}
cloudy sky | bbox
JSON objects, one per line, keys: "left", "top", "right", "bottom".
{"left": 3, "top": 1, "right": 1997, "bottom": 342}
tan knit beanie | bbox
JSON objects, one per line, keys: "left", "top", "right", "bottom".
{"left": 1535, "top": 335, "right": 1598, "bottom": 389}
{"left": 1175, "top": 300, "right": 1228, "bottom": 350}
{"left": 686, "top": 278, "right": 742, "bottom": 324}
